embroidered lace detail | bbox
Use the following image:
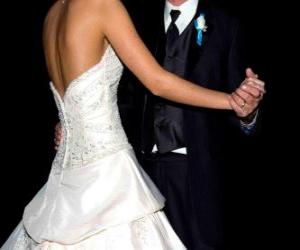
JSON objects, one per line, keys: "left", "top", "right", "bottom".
{"left": 50, "top": 45, "right": 131, "bottom": 171}
{"left": 14, "top": 228, "right": 30, "bottom": 248}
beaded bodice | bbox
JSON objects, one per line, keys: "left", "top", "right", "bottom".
{"left": 50, "top": 45, "right": 131, "bottom": 171}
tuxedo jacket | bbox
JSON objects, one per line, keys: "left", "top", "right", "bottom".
{"left": 118, "top": 0, "right": 254, "bottom": 247}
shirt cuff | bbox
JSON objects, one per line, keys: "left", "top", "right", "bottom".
{"left": 240, "top": 110, "right": 259, "bottom": 134}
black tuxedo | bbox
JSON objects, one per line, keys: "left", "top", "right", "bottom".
{"left": 118, "top": 1, "right": 254, "bottom": 249}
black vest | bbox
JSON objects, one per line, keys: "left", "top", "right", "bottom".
{"left": 154, "top": 21, "right": 195, "bottom": 153}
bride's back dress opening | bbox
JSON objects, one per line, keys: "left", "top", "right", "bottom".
{"left": 1, "top": 45, "right": 186, "bottom": 249}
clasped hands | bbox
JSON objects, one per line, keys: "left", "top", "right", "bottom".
{"left": 230, "top": 68, "right": 265, "bottom": 122}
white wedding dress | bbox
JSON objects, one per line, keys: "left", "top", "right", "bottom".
{"left": 1, "top": 45, "right": 186, "bottom": 250}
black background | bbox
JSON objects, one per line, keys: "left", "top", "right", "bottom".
{"left": 0, "top": 0, "right": 295, "bottom": 248}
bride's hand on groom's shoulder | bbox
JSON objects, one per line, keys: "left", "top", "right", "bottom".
{"left": 54, "top": 123, "right": 62, "bottom": 150}
{"left": 229, "top": 68, "right": 265, "bottom": 119}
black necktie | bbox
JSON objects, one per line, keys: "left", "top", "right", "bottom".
{"left": 165, "top": 10, "right": 181, "bottom": 51}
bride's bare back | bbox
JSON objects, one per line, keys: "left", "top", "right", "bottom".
{"left": 44, "top": 0, "right": 110, "bottom": 98}
{"left": 43, "top": 0, "right": 240, "bottom": 110}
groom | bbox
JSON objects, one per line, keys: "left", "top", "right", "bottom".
{"left": 118, "top": 0, "right": 265, "bottom": 249}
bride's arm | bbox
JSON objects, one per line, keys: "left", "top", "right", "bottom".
{"left": 99, "top": 0, "right": 231, "bottom": 110}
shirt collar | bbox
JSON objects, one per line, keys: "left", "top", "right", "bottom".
{"left": 164, "top": 0, "right": 199, "bottom": 34}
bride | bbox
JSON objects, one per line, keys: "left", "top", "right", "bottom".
{"left": 2, "top": 0, "right": 264, "bottom": 249}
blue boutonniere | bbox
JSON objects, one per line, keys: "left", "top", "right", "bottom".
{"left": 194, "top": 14, "right": 208, "bottom": 46}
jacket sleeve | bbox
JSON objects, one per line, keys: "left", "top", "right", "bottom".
{"left": 227, "top": 21, "right": 260, "bottom": 135}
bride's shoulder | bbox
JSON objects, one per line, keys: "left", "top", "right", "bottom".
{"left": 69, "top": 0, "right": 120, "bottom": 13}
{"left": 71, "top": 0, "right": 119, "bottom": 6}
{"left": 64, "top": 0, "right": 124, "bottom": 23}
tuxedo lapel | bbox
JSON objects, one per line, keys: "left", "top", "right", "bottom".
{"left": 154, "top": 4, "right": 166, "bottom": 64}
{"left": 140, "top": 3, "right": 166, "bottom": 154}
{"left": 186, "top": 0, "right": 214, "bottom": 75}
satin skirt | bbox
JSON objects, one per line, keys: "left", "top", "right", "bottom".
{"left": 1, "top": 148, "right": 186, "bottom": 249}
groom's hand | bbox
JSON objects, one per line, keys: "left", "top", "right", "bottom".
{"left": 54, "top": 123, "right": 62, "bottom": 150}
{"left": 229, "top": 68, "right": 265, "bottom": 119}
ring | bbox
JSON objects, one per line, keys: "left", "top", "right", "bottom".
{"left": 241, "top": 100, "right": 246, "bottom": 108}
